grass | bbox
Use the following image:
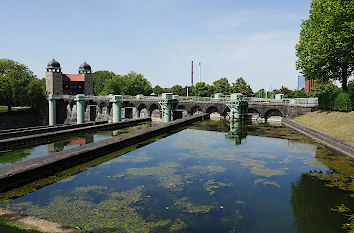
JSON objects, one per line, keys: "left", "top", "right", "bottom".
{"left": 0, "top": 217, "right": 43, "bottom": 233}
{"left": 293, "top": 110, "right": 354, "bottom": 146}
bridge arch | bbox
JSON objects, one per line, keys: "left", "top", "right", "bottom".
{"left": 177, "top": 105, "right": 189, "bottom": 118}
{"left": 206, "top": 106, "right": 222, "bottom": 119}
{"left": 137, "top": 103, "right": 148, "bottom": 118}
{"left": 248, "top": 108, "right": 260, "bottom": 117}
{"left": 264, "top": 109, "right": 283, "bottom": 120}
{"left": 190, "top": 105, "right": 203, "bottom": 115}
{"left": 149, "top": 104, "right": 161, "bottom": 120}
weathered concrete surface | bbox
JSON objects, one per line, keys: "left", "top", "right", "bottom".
{"left": 0, "top": 208, "right": 90, "bottom": 233}
{"left": 282, "top": 118, "right": 354, "bottom": 157}
{"left": 0, "top": 118, "right": 150, "bottom": 149}
{"left": 0, "top": 113, "right": 209, "bottom": 193}
{"left": 0, "top": 121, "right": 108, "bottom": 140}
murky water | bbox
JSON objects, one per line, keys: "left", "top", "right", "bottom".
{"left": 1, "top": 120, "right": 353, "bottom": 233}
{"left": 0, "top": 123, "right": 151, "bottom": 168}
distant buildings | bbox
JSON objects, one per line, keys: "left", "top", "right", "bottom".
{"left": 305, "top": 79, "right": 317, "bottom": 94}
{"left": 297, "top": 75, "right": 317, "bottom": 93}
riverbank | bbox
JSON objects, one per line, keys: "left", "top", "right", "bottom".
{"left": 292, "top": 111, "right": 354, "bottom": 146}
{"left": 0, "top": 208, "right": 87, "bottom": 233}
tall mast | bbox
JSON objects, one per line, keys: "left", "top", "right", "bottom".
{"left": 198, "top": 62, "right": 201, "bottom": 83}
{"left": 191, "top": 60, "right": 194, "bottom": 86}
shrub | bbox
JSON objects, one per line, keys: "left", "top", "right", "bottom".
{"left": 333, "top": 92, "right": 353, "bottom": 112}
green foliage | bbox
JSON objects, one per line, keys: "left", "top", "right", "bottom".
{"left": 26, "top": 78, "right": 46, "bottom": 109}
{"left": 231, "top": 77, "right": 253, "bottom": 96}
{"left": 273, "top": 86, "right": 295, "bottom": 98}
{"left": 190, "top": 82, "right": 213, "bottom": 97}
{"left": 170, "top": 84, "right": 185, "bottom": 96}
{"left": 333, "top": 92, "right": 353, "bottom": 112}
{"left": 153, "top": 85, "right": 164, "bottom": 95}
{"left": 213, "top": 77, "right": 231, "bottom": 95}
{"left": 295, "top": 0, "right": 354, "bottom": 91}
{"left": 102, "top": 71, "right": 153, "bottom": 96}
{"left": 93, "top": 70, "right": 116, "bottom": 95}
{"left": 0, "top": 59, "right": 35, "bottom": 111}
{"left": 293, "top": 89, "right": 308, "bottom": 98}
{"left": 309, "top": 81, "right": 339, "bottom": 97}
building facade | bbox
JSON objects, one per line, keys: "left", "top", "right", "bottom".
{"left": 305, "top": 79, "right": 317, "bottom": 93}
{"left": 45, "top": 59, "right": 93, "bottom": 96}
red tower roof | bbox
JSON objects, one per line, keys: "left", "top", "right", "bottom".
{"left": 62, "top": 74, "right": 84, "bottom": 82}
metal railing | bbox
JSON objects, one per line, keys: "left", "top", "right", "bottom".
{"left": 55, "top": 94, "right": 318, "bottom": 107}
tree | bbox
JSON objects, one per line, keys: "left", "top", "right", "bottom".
{"left": 293, "top": 89, "right": 308, "bottom": 98}
{"left": 273, "top": 86, "right": 295, "bottom": 98}
{"left": 26, "top": 78, "right": 46, "bottom": 109}
{"left": 101, "top": 71, "right": 153, "bottom": 96}
{"left": 295, "top": 0, "right": 354, "bottom": 91}
{"left": 0, "top": 59, "right": 35, "bottom": 111}
{"left": 153, "top": 85, "right": 164, "bottom": 95}
{"left": 93, "top": 71, "right": 116, "bottom": 95}
{"left": 308, "top": 80, "right": 339, "bottom": 97}
{"left": 170, "top": 85, "right": 185, "bottom": 96}
{"left": 193, "top": 82, "right": 212, "bottom": 97}
{"left": 231, "top": 77, "right": 253, "bottom": 96}
{"left": 213, "top": 77, "right": 231, "bottom": 95}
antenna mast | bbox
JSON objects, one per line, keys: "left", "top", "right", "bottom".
{"left": 198, "top": 62, "right": 201, "bottom": 83}
{"left": 191, "top": 61, "right": 194, "bottom": 86}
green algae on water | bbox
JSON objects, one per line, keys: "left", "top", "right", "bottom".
{"left": 254, "top": 179, "right": 280, "bottom": 188}
{"left": 174, "top": 197, "right": 214, "bottom": 214}
{"left": 5, "top": 186, "right": 171, "bottom": 233}
{"left": 204, "top": 179, "right": 233, "bottom": 195}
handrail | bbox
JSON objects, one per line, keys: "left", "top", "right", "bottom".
{"left": 50, "top": 94, "right": 318, "bottom": 107}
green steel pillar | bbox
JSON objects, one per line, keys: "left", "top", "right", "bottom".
{"left": 159, "top": 93, "right": 178, "bottom": 123}
{"left": 226, "top": 121, "right": 242, "bottom": 146}
{"left": 48, "top": 94, "right": 56, "bottom": 126}
{"left": 75, "top": 94, "right": 86, "bottom": 124}
{"left": 110, "top": 95, "right": 122, "bottom": 123}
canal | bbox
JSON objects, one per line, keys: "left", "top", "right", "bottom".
{"left": 0, "top": 123, "right": 152, "bottom": 168}
{"left": 1, "top": 120, "right": 353, "bottom": 233}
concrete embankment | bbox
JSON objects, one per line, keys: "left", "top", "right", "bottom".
{"left": 282, "top": 118, "right": 354, "bottom": 157}
{"left": 0, "top": 208, "right": 90, "bottom": 233}
{"left": 0, "top": 121, "right": 108, "bottom": 140}
{"left": 0, "top": 118, "right": 150, "bottom": 149}
{"left": 0, "top": 113, "right": 209, "bottom": 193}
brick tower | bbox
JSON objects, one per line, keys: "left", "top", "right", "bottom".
{"left": 78, "top": 61, "right": 93, "bottom": 95}
{"left": 46, "top": 59, "right": 63, "bottom": 95}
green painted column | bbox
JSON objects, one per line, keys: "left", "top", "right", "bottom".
{"left": 162, "top": 104, "right": 172, "bottom": 123}
{"left": 48, "top": 94, "right": 56, "bottom": 126}
{"left": 75, "top": 94, "right": 86, "bottom": 124}
{"left": 159, "top": 93, "right": 177, "bottom": 123}
{"left": 110, "top": 95, "right": 122, "bottom": 123}
{"left": 227, "top": 93, "right": 248, "bottom": 121}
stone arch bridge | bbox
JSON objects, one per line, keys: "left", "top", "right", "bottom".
{"left": 52, "top": 96, "right": 317, "bottom": 124}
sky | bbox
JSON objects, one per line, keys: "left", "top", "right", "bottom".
{"left": 0, "top": 0, "right": 312, "bottom": 91}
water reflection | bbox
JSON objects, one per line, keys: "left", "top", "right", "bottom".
{"left": 290, "top": 174, "right": 352, "bottom": 233}
{"left": 1, "top": 121, "right": 353, "bottom": 233}
{"left": 225, "top": 121, "right": 247, "bottom": 146}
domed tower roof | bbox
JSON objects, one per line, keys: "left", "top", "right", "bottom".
{"left": 47, "top": 59, "right": 61, "bottom": 69}
{"left": 78, "top": 61, "right": 92, "bottom": 72}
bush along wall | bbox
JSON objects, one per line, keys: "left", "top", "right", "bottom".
{"left": 319, "top": 90, "right": 354, "bottom": 112}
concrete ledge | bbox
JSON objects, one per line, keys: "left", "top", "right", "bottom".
{"left": 0, "top": 113, "right": 209, "bottom": 193}
{"left": 0, "top": 208, "right": 90, "bottom": 233}
{"left": 282, "top": 118, "right": 354, "bottom": 157}
{"left": 0, "top": 121, "right": 108, "bottom": 140}
{"left": 0, "top": 118, "right": 150, "bottom": 149}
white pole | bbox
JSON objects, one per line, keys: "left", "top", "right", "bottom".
{"left": 198, "top": 62, "right": 201, "bottom": 83}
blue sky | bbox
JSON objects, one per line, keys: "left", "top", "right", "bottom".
{"left": 0, "top": 0, "right": 312, "bottom": 90}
